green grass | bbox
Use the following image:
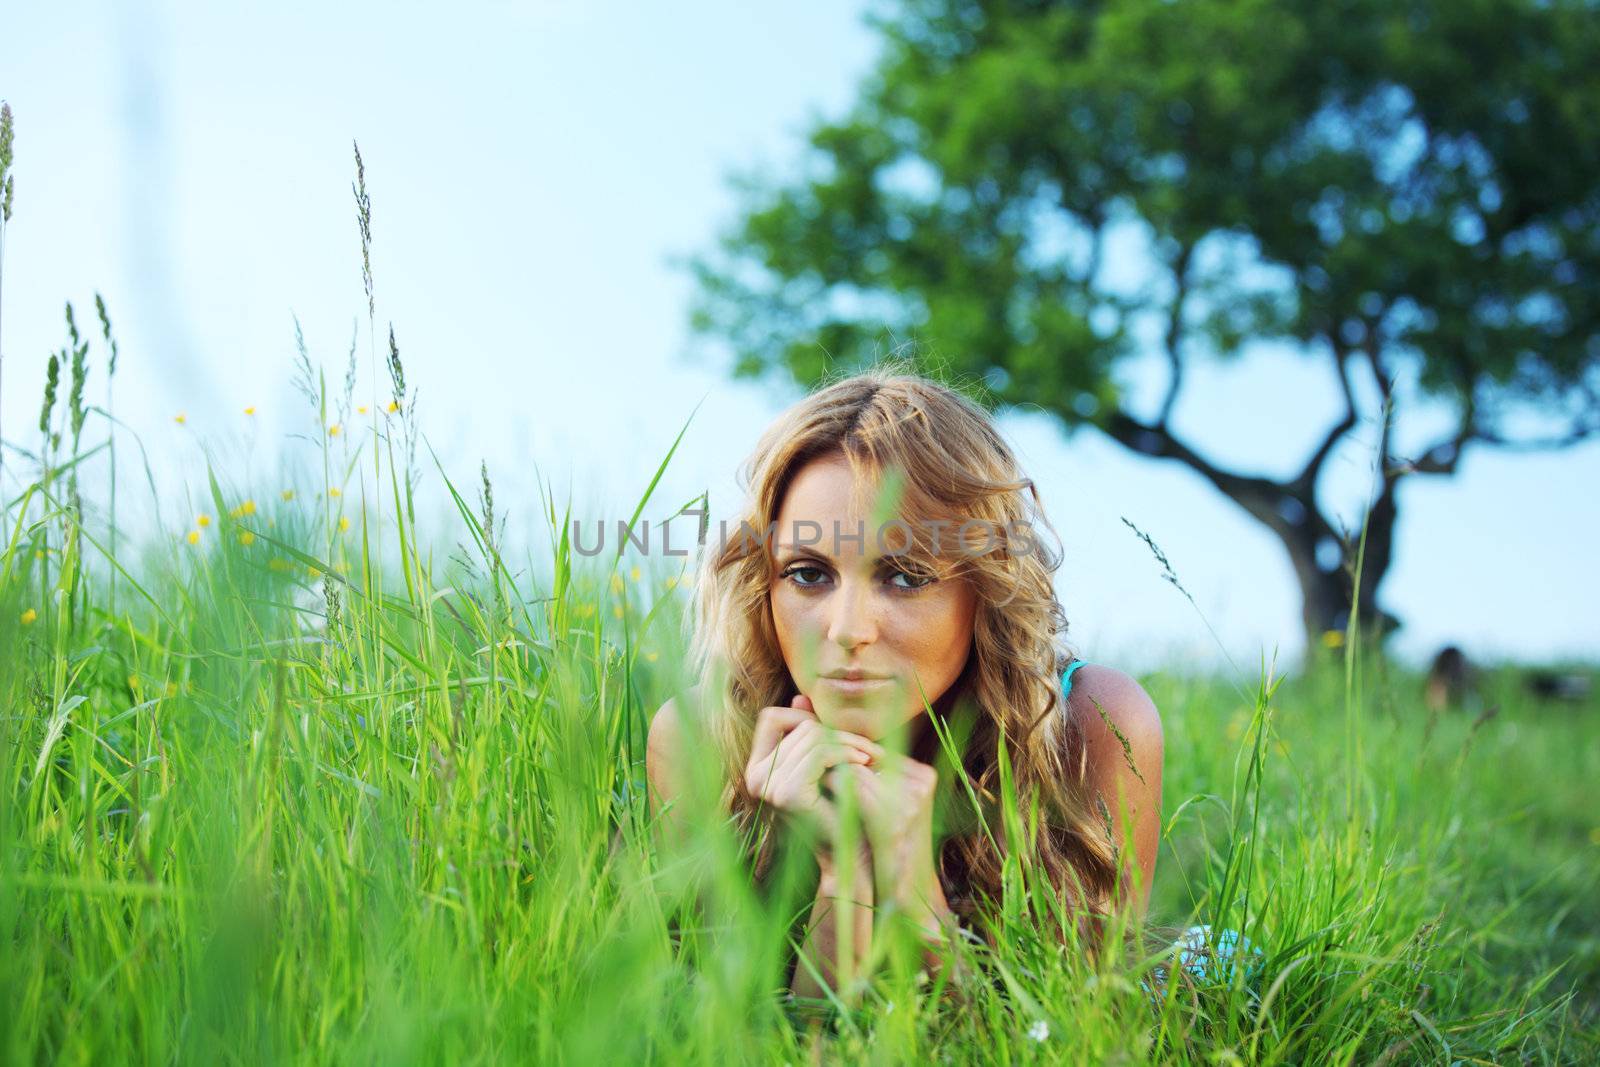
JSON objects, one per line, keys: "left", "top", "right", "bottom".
{"left": 1, "top": 386, "right": 1595, "bottom": 1065}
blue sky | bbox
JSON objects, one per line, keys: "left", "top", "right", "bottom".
{"left": 2, "top": 0, "right": 1596, "bottom": 674}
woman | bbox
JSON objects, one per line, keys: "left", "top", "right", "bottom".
{"left": 646, "top": 366, "right": 1164, "bottom": 1001}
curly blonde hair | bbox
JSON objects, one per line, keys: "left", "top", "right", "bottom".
{"left": 682, "top": 361, "right": 1118, "bottom": 938}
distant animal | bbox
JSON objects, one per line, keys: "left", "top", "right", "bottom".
{"left": 1424, "top": 645, "right": 1474, "bottom": 713}
{"left": 1524, "top": 669, "right": 1593, "bottom": 703}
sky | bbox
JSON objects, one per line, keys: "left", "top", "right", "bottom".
{"left": 2, "top": 0, "right": 1596, "bottom": 675}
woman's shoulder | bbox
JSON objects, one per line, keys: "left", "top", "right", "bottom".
{"left": 647, "top": 684, "right": 708, "bottom": 795}
{"left": 648, "top": 683, "right": 733, "bottom": 774}
{"left": 1062, "top": 663, "right": 1164, "bottom": 775}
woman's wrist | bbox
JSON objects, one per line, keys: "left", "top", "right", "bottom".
{"left": 871, "top": 833, "right": 957, "bottom": 935}
{"left": 873, "top": 832, "right": 933, "bottom": 896}
{"left": 816, "top": 842, "right": 873, "bottom": 887}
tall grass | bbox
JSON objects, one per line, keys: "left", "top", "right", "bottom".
{"left": 0, "top": 148, "right": 1594, "bottom": 1065}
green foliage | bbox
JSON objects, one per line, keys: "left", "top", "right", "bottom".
{"left": 692, "top": 0, "right": 1600, "bottom": 421}
{"left": 0, "top": 402, "right": 1594, "bottom": 1062}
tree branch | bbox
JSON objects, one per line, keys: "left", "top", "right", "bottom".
{"left": 1104, "top": 411, "right": 1290, "bottom": 528}
{"left": 1295, "top": 339, "right": 1359, "bottom": 492}
{"left": 1157, "top": 243, "right": 1193, "bottom": 429}
{"left": 1399, "top": 391, "right": 1477, "bottom": 477}
{"left": 1361, "top": 327, "right": 1399, "bottom": 477}
{"left": 1399, "top": 402, "right": 1600, "bottom": 476}
{"left": 1083, "top": 205, "right": 1107, "bottom": 290}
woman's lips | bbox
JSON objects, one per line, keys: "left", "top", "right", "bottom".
{"left": 820, "top": 676, "right": 891, "bottom": 695}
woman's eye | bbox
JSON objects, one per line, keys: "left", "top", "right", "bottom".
{"left": 889, "top": 569, "right": 936, "bottom": 591}
{"left": 783, "top": 565, "right": 828, "bottom": 587}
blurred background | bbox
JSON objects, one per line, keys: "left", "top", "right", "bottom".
{"left": 2, "top": 0, "right": 1596, "bottom": 675}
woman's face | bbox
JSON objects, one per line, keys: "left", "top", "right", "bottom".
{"left": 768, "top": 453, "right": 978, "bottom": 742}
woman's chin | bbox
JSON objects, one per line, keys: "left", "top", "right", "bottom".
{"left": 811, "top": 681, "right": 914, "bottom": 737}
{"left": 812, "top": 702, "right": 886, "bottom": 740}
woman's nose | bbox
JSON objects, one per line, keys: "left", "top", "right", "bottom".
{"left": 827, "top": 576, "right": 878, "bottom": 650}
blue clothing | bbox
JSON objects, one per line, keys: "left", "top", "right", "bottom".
{"left": 1171, "top": 925, "right": 1263, "bottom": 985}
{"left": 1061, "top": 657, "right": 1088, "bottom": 700}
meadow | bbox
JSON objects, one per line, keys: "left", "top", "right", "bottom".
{"left": 1, "top": 150, "right": 1596, "bottom": 1065}
{"left": 2, "top": 351, "right": 1596, "bottom": 1064}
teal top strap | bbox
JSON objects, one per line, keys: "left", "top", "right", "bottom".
{"left": 1062, "top": 658, "right": 1088, "bottom": 699}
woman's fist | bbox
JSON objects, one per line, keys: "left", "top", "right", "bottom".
{"left": 743, "top": 693, "right": 885, "bottom": 863}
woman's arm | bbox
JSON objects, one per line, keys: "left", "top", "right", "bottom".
{"left": 789, "top": 845, "right": 876, "bottom": 1003}
{"left": 649, "top": 691, "right": 885, "bottom": 1004}
{"left": 1068, "top": 665, "right": 1165, "bottom": 914}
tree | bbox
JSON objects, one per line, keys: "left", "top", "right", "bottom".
{"left": 687, "top": 0, "right": 1600, "bottom": 651}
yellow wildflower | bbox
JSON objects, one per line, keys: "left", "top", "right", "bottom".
{"left": 611, "top": 574, "right": 625, "bottom": 594}
{"left": 164, "top": 681, "right": 179, "bottom": 697}
{"left": 665, "top": 575, "right": 679, "bottom": 590}
{"left": 244, "top": 406, "right": 256, "bottom": 416}
{"left": 240, "top": 499, "right": 257, "bottom": 516}
{"left": 197, "top": 514, "right": 211, "bottom": 528}
{"left": 20, "top": 608, "right": 38, "bottom": 625}
{"left": 329, "top": 487, "right": 342, "bottom": 498}
{"left": 339, "top": 516, "right": 351, "bottom": 533}
{"left": 387, "top": 400, "right": 399, "bottom": 413}
{"left": 357, "top": 405, "right": 369, "bottom": 415}
{"left": 186, "top": 530, "right": 201, "bottom": 545}
{"left": 328, "top": 423, "right": 342, "bottom": 437}
{"left": 630, "top": 565, "right": 641, "bottom": 582}
{"left": 281, "top": 489, "right": 295, "bottom": 501}
{"left": 174, "top": 412, "right": 186, "bottom": 425}
{"left": 1321, "top": 629, "right": 1345, "bottom": 649}
{"left": 127, "top": 674, "right": 141, "bottom": 693}
{"left": 238, "top": 530, "right": 255, "bottom": 546}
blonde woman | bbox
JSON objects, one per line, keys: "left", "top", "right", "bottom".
{"left": 646, "top": 365, "right": 1164, "bottom": 1001}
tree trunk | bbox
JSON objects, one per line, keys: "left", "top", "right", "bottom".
{"left": 1277, "top": 479, "right": 1401, "bottom": 649}
{"left": 1105, "top": 413, "right": 1401, "bottom": 656}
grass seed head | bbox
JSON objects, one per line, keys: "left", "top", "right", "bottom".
{"left": 387, "top": 322, "right": 405, "bottom": 406}
{"left": 39, "top": 352, "right": 60, "bottom": 435}
{"left": 0, "top": 101, "right": 14, "bottom": 222}
{"left": 67, "top": 325, "right": 89, "bottom": 440}
{"left": 353, "top": 139, "right": 373, "bottom": 318}
{"left": 323, "top": 578, "right": 343, "bottom": 636}
{"left": 341, "top": 318, "right": 358, "bottom": 418}
{"left": 479, "top": 461, "right": 496, "bottom": 548}
{"left": 94, "top": 291, "right": 120, "bottom": 377}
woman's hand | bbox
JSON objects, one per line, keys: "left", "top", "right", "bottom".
{"left": 742, "top": 694, "right": 885, "bottom": 869}
{"left": 825, "top": 755, "right": 955, "bottom": 940}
